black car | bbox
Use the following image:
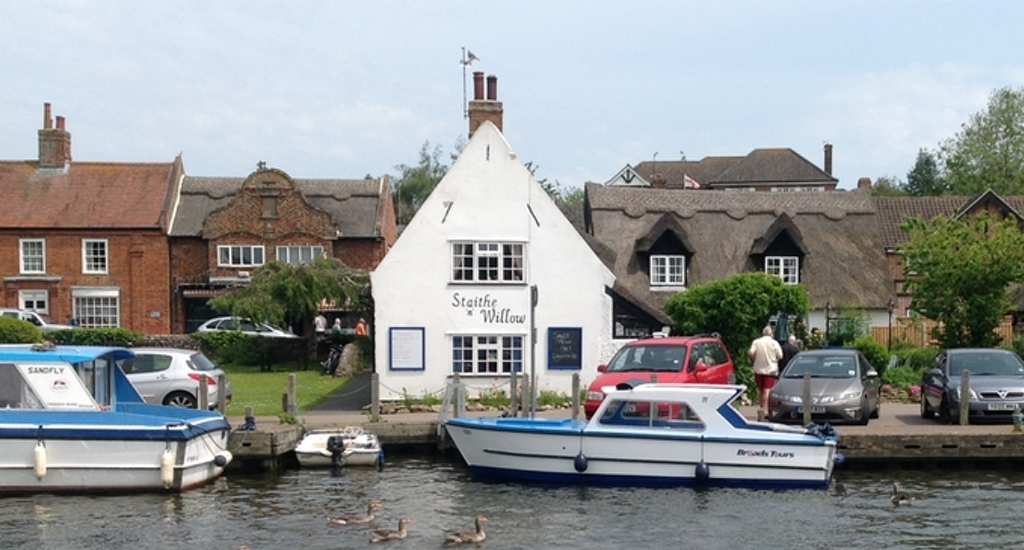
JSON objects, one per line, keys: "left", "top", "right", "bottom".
{"left": 920, "top": 348, "right": 1024, "bottom": 423}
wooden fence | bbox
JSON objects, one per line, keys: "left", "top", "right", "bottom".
{"left": 869, "top": 318, "right": 1015, "bottom": 348}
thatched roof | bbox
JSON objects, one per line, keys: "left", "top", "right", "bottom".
{"left": 585, "top": 183, "right": 893, "bottom": 311}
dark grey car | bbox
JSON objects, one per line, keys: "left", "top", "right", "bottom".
{"left": 920, "top": 348, "right": 1024, "bottom": 424}
{"left": 768, "top": 348, "right": 880, "bottom": 425}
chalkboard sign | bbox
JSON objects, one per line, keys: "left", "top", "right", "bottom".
{"left": 548, "top": 327, "right": 582, "bottom": 370}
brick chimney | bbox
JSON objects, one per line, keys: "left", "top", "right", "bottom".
{"left": 468, "top": 72, "right": 503, "bottom": 137}
{"left": 857, "top": 177, "right": 872, "bottom": 190}
{"left": 652, "top": 173, "right": 667, "bottom": 189}
{"left": 823, "top": 143, "right": 833, "bottom": 176}
{"left": 38, "top": 102, "right": 72, "bottom": 170}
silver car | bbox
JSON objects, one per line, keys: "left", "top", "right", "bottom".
{"left": 195, "top": 316, "right": 297, "bottom": 338}
{"left": 119, "top": 348, "right": 232, "bottom": 409}
{"left": 768, "top": 349, "right": 880, "bottom": 425}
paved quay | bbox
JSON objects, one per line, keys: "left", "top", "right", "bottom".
{"left": 225, "top": 402, "right": 1024, "bottom": 470}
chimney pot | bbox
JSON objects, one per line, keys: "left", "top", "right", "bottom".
{"left": 43, "top": 102, "right": 52, "bottom": 129}
{"left": 56, "top": 116, "right": 65, "bottom": 130}
{"left": 824, "top": 143, "right": 833, "bottom": 176}
{"left": 473, "top": 71, "right": 485, "bottom": 100}
{"left": 486, "top": 75, "right": 498, "bottom": 100}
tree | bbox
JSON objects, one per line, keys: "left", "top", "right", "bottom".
{"left": 871, "top": 175, "right": 907, "bottom": 196}
{"left": 899, "top": 212, "right": 1024, "bottom": 348}
{"left": 208, "top": 257, "right": 370, "bottom": 336}
{"left": 392, "top": 141, "right": 450, "bottom": 227}
{"left": 940, "top": 86, "right": 1024, "bottom": 195}
{"left": 664, "top": 273, "right": 810, "bottom": 387}
{"left": 904, "top": 149, "right": 948, "bottom": 196}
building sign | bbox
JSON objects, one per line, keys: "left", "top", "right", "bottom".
{"left": 548, "top": 327, "right": 582, "bottom": 370}
{"left": 451, "top": 292, "right": 527, "bottom": 325}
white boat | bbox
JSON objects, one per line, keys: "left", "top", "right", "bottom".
{"left": 0, "top": 344, "right": 233, "bottom": 494}
{"left": 294, "top": 427, "right": 382, "bottom": 467}
{"left": 444, "top": 383, "right": 839, "bottom": 489}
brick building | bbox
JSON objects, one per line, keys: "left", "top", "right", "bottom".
{"left": 0, "top": 103, "right": 181, "bottom": 333}
{"left": 169, "top": 165, "right": 397, "bottom": 332}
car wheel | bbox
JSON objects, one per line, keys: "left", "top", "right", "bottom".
{"left": 857, "top": 405, "right": 870, "bottom": 425}
{"left": 164, "top": 391, "right": 198, "bottom": 409}
{"left": 938, "top": 397, "right": 952, "bottom": 424}
{"left": 920, "top": 396, "right": 933, "bottom": 419}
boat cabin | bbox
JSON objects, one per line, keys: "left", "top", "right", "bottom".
{"left": 0, "top": 344, "right": 140, "bottom": 411}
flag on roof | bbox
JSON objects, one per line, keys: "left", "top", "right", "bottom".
{"left": 683, "top": 174, "right": 702, "bottom": 189}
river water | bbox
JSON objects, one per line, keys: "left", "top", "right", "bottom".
{"left": 4, "top": 455, "right": 1023, "bottom": 550}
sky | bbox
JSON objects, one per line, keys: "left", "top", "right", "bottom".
{"left": 3, "top": 2, "right": 1024, "bottom": 191}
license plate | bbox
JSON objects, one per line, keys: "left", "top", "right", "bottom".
{"left": 987, "top": 403, "right": 1017, "bottom": 411}
{"left": 797, "top": 406, "right": 826, "bottom": 414}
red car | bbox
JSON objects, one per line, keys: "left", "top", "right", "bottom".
{"left": 584, "top": 334, "right": 735, "bottom": 418}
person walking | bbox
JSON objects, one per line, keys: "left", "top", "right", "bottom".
{"left": 355, "top": 318, "right": 368, "bottom": 337}
{"left": 314, "top": 313, "right": 327, "bottom": 337}
{"left": 748, "top": 326, "right": 783, "bottom": 420}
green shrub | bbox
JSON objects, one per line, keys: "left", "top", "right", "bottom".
{"left": 47, "top": 327, "right": 143, "bottom": 347}
{"left": 851, "top": 336, "right": 890, "bottom": 376}
{"left": 882, "top": 364, "right": 921, "bottom": 388}
{"left": 905, "top": 346, "right": 939, "bottom": 371}
{"left": 1010, "top": 334, "right": 1024, "bottom": 359}
{"left": 0, "top": 317, "right": 43, "bottom": 343}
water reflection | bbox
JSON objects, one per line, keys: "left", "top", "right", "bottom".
{"left": 4, "top": 459, "right": 1024, "bottom": 549}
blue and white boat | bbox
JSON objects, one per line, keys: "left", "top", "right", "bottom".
{"left": 444, "top": 383, "right": 838, "bottom": 489}
{"left": 0, "top": 344, "right": 232, "bottom": 494}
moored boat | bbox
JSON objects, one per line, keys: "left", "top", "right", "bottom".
{"left": 295, "top": 427, "right": 382, "bottom": 467}
{"left": 444, "top": 383, "right": 838, "bottom": 489}
{"left": 0, "top": 343, "right": 232, "bottom": 494}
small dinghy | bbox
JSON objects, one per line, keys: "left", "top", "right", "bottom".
{"left": 295, "top": 426, "right": 382, "bottom": 468}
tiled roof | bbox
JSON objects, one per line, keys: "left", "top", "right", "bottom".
{"left": 171, "top": 176, "right": 385, "bottom": 237}
{"left": 633, "top": 148, "right": 836, "bottom": 188}
{"left": 0, "top": 160, "right": 175, "bottom": 229}
{"left": 873, "top": 195, "right": 1024, "bottom": 249}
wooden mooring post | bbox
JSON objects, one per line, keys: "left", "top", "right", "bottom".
{"left": 571, "top": 372, "right": 580, "bottom": 420}
{"left": 802, "top": 372, "right": 812, "bottom": 426}
{"left": 959, "top": 370, "right": 970, "bottom": 425}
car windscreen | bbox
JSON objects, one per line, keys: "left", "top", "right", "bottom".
{"left": 188, "top": 352, "right": 218, "bottom": 372}
{"left": 782, "top": 355, "right": 856, "bottom": 378}
{"left": 950, "top": 352, "right": 1024, "bottom": 376}
{"left": 606, "top": 345, "right": 686, "bottom": 372}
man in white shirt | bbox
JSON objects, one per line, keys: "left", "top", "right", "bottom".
{"left": 748, "top": 326, "right": 783, "bottom": 418}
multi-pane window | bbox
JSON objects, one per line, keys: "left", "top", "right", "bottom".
{"left": 218, "top": 245, "right": 266, "bottom": 267}
{"left": 72, "top": 289, "right": 120, "bottom": 328}
{"left": 650, "top": 255, "right": 685, "bottom": 286}
{"left": 452, "top": 335, "right": 524, "bottom": 374}
{"left": 20, "top": 239, "right": 45, "bottom": 274}
{"left": 276, "top": 245, "right": 324, "bottom": 266}
{"left": 19, "top": 290, "right": 48, "bottom": 313}
{"left": 451, "top": 242, "right": 524, "bottom": 283}
{"left": 765, "top": 256, "right": 800, "bottom": 285}
{"left": 82, "top": 239, "right": 108, "bottom": 274}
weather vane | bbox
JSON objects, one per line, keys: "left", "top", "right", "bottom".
{"left": 460, "top": 47, "right": 480, "bottom": 119}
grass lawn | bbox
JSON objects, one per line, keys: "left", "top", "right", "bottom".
{"left": 221, "top": 363, "right": 352, "bottom": 416}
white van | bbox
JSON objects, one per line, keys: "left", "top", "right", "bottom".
{"left": 0, "top": 308, "right": 76, "bottom": 331}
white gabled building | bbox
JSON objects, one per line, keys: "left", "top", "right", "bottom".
{"left": 370, "top": 73, "right": 616, "bottom": 402}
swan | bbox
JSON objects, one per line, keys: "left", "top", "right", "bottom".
{"left": 370, "top": 517, "right": 412, "bottom": 543}
{"left": 443, "top": 515, "right": 488, "bottom": 544}
{"left": 329, "top": 500, "right": 382, "bottom": 525}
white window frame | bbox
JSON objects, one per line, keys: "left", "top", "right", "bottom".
{"left": 276, "top": 245, "right": 325, "bottom": 266}
{"left": 765, "top": 256, "right": 800, "bottom": 285}
{"left": 451, "top": 334, "right": 524, "bottom": 374}
{"left": 450, "top": 241, "right": 525, "bottom": 283}
{"left": 71, "top": 287, "right": 120, "bottom": 328}
{"left": 82, "top": 239, "right": 108, "bottom": 274}
{"left": 20, "top": 239, "right": 46, "bottom": 274}
{"left": 650, "top": 255, "right": 685, "bottom": 286}
{"left": 19, "top": 290, "right": 49, "bottom": 314}
{"left": 217, "top": 245, "right": 266, "bottom": 267}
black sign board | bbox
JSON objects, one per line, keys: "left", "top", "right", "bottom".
{"left": 548, "top": 327, "right": 582, "bottom": 370}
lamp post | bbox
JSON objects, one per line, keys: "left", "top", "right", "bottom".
{"left": 887, "top": 299, "right": 895, "bottom": 351}
{"left": 825, "top": 301, "right": 831, "bottom": 344}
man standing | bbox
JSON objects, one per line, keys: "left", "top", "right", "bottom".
{"left": 748, "top": 326, "right": 783, "bottom": 419}
{"left": 780, "top": 334, "right": 801, "bottom": 371}
{"left": 314, "top": 313, "right": 327, "bottom": 337}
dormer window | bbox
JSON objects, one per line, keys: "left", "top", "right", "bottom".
{"left": 650, "top": 255, "right": 685, "bottom": 286}
{"left": 765, "top": 256, "right": 799, "bottom": 285}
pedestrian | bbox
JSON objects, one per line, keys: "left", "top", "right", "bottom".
{"left": 355, "top": 317, "right": 368, "bottom": 337}
{"left": 314, "top": 313, "right": 327, "bottom": 336}
{"left": 780, "top": 334, "right": 801, "bottom": 371}
{"left": 748, "top": 326, "right": 783, "bottom": 419}
{"left": 332, "top": 318, "right": 342, "bottom": 335}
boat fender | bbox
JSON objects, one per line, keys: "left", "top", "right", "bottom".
{"left": 214, "top": 451, "right": 232, "bottom": 468}
{"left": 377, "top": 449, "right": 385, "bottom": 472}
{"left": 833, "top": 453, "right": 845, "bottom": 466}
{"left": 34, "top": 441, "right": 47, "bottom": 480}
{"left": 160, "top": 448, "right": 175, "bottom": 489}
{"left": 695, "top": 461, "right": 710, "bottom": 483}
{"left": 573, "top": 452, "right": 588, "bottom": 473}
